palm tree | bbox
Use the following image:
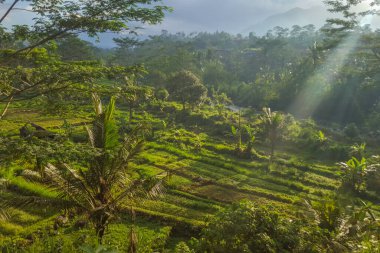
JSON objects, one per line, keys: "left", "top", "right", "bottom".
{"left": 4, "top": 94, "right": 164, "bottom": 244}
{"left": 260, "top": 107, "right": 284, "bottom": 159}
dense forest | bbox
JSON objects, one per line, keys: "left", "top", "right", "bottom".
{"left": 0, "top": 0, "right": 380, "bottom": 252}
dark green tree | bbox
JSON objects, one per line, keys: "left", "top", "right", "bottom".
{"left": 192, "top": 201, "right": 311, "bottom": 253}
{"left": 167, "top": 70, "right": 207, "bottom": 110}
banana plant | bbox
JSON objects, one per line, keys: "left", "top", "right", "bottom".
{"left": 338, "top": 157, "right": 376, "bottom": 192}
{"left": 231, "top": 125, "right": 242, "bottom": 152}
{"left": 243, "top": 125, "right": 256, "bottom": 154}
{"left": 349, "top": 143, "right": 366, "bottom": 160}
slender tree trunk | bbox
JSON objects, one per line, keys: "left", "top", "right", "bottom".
{"left": 270, "top": 141, "right": 275, "bottom": 159}
{"left": 128, "top": 226, "right": 138, "bottom": 253}
{"left": 128, "top": 206, "right": 137, "bottom": 253}
{"left": 129, "top": 106, "right": 133, "bottom": 121}
{"left": 0, "top": 96, "right": 13, "bottom": 120}
{"left": 95, "top": 214, "right": 109, "bottom": 244}
{"left": 0, "top": 0, "right": 19, "bottom": 24}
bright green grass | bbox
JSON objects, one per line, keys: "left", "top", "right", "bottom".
{"left": 1, "top": 104, "right": 378, "bottom": 252}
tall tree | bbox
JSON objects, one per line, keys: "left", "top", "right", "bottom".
{"left": 0, "top": 0, "right": 170, "bottom": 56}
{"left": 167, "top": 70, "right": 207, "bottom": 110}
{"left": 0, "top": 0, "right": 169, "bottom": 119}
{"left": 260, "top": 107, "right": 284, "bottom": 159}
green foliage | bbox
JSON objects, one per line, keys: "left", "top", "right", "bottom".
{"left": 344, "top": 123, "right": 360, "bottom": 139}
{"left": 211, "top": 89, "right": 232, "bottom": 118}
{"left": 190, "top": 201, "right": 316, "bottom": 253}
{"left": 2, "top": 1, "right": 380, "bottom": 249}
{"left": 260, "top": 107, "right": 285, "bottom": 158}
{"left": 0, "top": 0, "right": 170, "bottom": 52}
{"left": 0, "top": 0, "right": 169, "bottom": 119}
{"left": 80, "top": 245, "right": 117, "bottom": 253}
{"left": 56, "top": 35, "right": 97, "bottom": 62}
{"left": 306, "top": 197, "right": 342, "bottom": 232}
{"left": 1, "top": 96, "right": 162, "bottom": 244}
{"left": 304, "top": 197, "right": 380, "bottom": 252}
{"left": 155, "top": 87, "right": 169, "bottom": 102}
{"left": 350, "top": 143, "right": 366, "bottom": 160}
{"left": 317, "top": 131, "right": 327, "bottom": 143}
{"left": 109, "top": 22, "right": 380, "bottom": 130}
{"left": 174, "top": 242, "right": 194, "bottom": 253}
{"left": 0, "top": 49, "right": 144, "bottom": 118}
{"left": 167, "top": 70, "right": 208, "bottom": 110}
{"left": 339, "top": 156, "right": 378, "bottom": 192}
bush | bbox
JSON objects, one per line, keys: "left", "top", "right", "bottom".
{"left": 343, "top": 123, "right": 360, "bottom": 139}
{"left": 174, "top": 242, "right": 193, "bottom": 253}
{"left": 190, "top": 201, "right": 318, "bottom": 253}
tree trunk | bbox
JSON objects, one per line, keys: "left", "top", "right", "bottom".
{"left": 129, "top": 107, "right": 133, "bottom": 121}
{"left": 0, "top": 0, "right": 19, "bottom": 24}
{"left": 95, "top": 214, "right": 110, "bottom": 244}
{"left": 0, "top": 96, "right": 13, "bottom": 120}
{"left": 128, "top": 226, "right": 138, "bottom": 253}
{"left": 270, "top": 142, "right": 275, "bottom": 157}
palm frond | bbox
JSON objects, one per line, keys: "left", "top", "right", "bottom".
{"left": 104, "top": 96, "right": 116, "bottom": 123}
{"left": 115, "top": 177, "right": 167, "bottom": 208}
{"left": 85, "top": 125, "right": 96, "bottom": 148}
{"left": 103, "top": 97, "right": 119, "bottom": 151}
{"left": 44, "top": 163, "right": 95, "bottom": 210}
{"left": 20, "top": 169, "right": 44, "bottom": 183}
{"left": 303, "top": 199, "right": 321, "bottom": 224}
{"left": 92, "top": 93, "right": 103, "bottom": 116}
{"left": 146, "top": 180, "right": 166, "bottom": 199}
{"left": 0, "top": 209, "right": 10, "bottom": 221}
{"left": 1, "top": 194, "right": 71, "bottom": 211}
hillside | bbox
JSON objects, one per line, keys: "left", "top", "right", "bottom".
{"left": 1, "top": 99, "right": 379, "bottom": 251}
{"left": 1, "top": 0, "right": 380, "bottom": 252}
{"left": 244, "top": 6, "right": 331, "bottom": 35}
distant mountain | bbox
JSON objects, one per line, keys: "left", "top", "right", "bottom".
{"left": 244, "top": 6, "right": 332, "bottom": 35}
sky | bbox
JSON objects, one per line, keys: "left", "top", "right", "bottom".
{"left": 1, "top": 0, "right": 378, "bottom": 47}
{"left": 1, "top": 0, "right": 322, "bottom": 33}
{"left": 145, "top": 0, "right": 321, "bottom": 34}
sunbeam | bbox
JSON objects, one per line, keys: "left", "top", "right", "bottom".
{"left": 288, "top": 5, "right": 377, "bottom": 119}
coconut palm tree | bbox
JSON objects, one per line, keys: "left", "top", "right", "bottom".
{"left": 3, "top": 94, "right": 164, "bottom": 244}
{"left": 260, "top": 107, "right": 284, "bottom": 159}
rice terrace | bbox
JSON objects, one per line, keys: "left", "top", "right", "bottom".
{"left": 0, "top": 0, "right": 379, "bottom": 252}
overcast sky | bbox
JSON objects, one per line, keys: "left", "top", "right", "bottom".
{"left": 147, "top": 0, "right": 322, "bottom": 34}
{"left": 4, "top": 0, "right": 377, "bottom": 47}
{"left": 1, "top": 0, "right": 322, "bottom": 33}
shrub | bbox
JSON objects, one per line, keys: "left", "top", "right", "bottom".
{"left": 191, "top": 201, "right": 311, "bottom": 253}
{"left": 343, "top": 123, "right": 360, "bottom": 139}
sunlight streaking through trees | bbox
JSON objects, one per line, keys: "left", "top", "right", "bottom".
{"left": 288, "top": 6, "right": 378, "bottom": 119}
{"left": 288, "top": 32, "right": 361, "bottom": 118}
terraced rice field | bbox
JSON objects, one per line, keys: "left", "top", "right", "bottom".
{"left": 130, "top": 139, "right": 341, "bottom": 222}
{"left": 1, "top": 105, "right": 378, "bottom": 246}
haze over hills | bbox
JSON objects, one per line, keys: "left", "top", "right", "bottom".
{"left": 90, "top": 5, "right": 334, "bottom": 48}
{"left": 86, "top": 6, "right": 332, "bottom": 48}
{"left": 2, "top": 1, "right": 379, "bottom": 48}
{"left": 243, "top": 6, "right": 331, "bottom": 35}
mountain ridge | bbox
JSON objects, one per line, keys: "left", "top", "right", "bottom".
{"left": 243, "top": 6, "right": 331, "bottom": 35}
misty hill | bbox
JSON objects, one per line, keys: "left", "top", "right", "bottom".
{"left": 245, "top": 6, "right": 331, "bottom": 35}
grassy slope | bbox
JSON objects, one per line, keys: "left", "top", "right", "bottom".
{"left": 0, "top": 102, "right": 379, "bottom": 251}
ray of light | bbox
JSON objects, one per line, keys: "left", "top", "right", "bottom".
{"left": 288, "top": 8, "right": 377, "bottom": 119}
